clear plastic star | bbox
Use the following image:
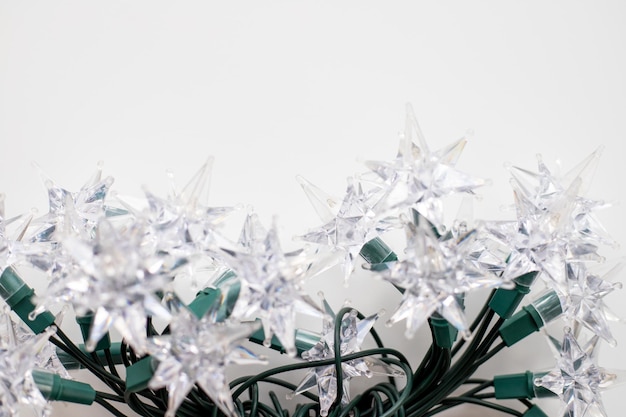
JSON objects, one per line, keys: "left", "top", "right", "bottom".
{"left": 147, "top": 300, "right": 265, "bottom": 417}
{"left": 535, "top": 329, "right": 623, "bottom": 417}
{"left": 297, "top": 176, "right": 395, "bottom": 283}
{"left": 0, "top": 194, "right": 33, "bottom": 273}
{"left": 363, "top": 104, "right": 486, "bottom": 228}
{"left": 23, "top": 164, "right": 123, "bottom": 280}
{"left": 373, "top": 213, "right": 505, "bottom": 339}
{"left": 292, "top": 296, "right": 401, "bottom": 416}
{"left": 490, "top": 150, "right": 614, "bottom": 287}
{"left": 120, "top": 158, "right": 235, "bottom": 259}
{"left": 221, "top": 213, "right": 324, "bottom": 356}
{"left": 0, "top": 310, "right": 68, "bottom": 378}
{"left": 559, "top": 262, "right": 622, "bottom": 346}
{"left": 36, "top": 219, "right": 184, "bottom": 353}
{"left": 0, "top": 314, "right": 55, "bottom": 417}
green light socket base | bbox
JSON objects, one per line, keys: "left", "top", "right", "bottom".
{"left": 360, "top": 238, "right": 398, "bottom": 265}
{"left": 494, "top": 371, "right": 536, "bottom": 399}
{"left": 76, "top": 313, "right": 111, "bottom": 352}
{"left": 429, "top": 315, "right": 458, "bottom": 349}
{"left": 489, "top": 271, "right": 538, "bottom": 319}
{"left": 126, "top": 356, "right": 157, "bottom": 393}
{"left": 499, "top": 305, "right": 544, "bottom": 347}
{"left": 0, "top": 266, "right": 54, "bottom": 334}
{"left": 32, "top": 370, "right": 96, "bottom": 405}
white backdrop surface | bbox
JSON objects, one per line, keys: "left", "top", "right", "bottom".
{"left": 1, "top": 2, "right": 625, "bottom": 416}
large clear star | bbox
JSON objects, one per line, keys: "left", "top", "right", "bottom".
{"left": 374, "top": 213, "right": 505, "bottom": 339}
{"left": 147, "top": 303, "right": 265, "bottom": 417}
{"left": 0, "top": 314, "right": 54, "bottom": 417}
{"left": 559, "top": 262, "right": 622, "bottom": 346}
{"left": 37, "top": 219, "right": 185, "bottom": 353}
{"left": 488, "top": 150, "right": 613, "bottom": 287}
{"left": 363, "top": 104, "right": 486, "bottom": 229}
{"left": 221, "top": 213, "right": 323, "bottom": 357}
{"left": 120, "top": 158, "right": 234, "bottom": 260}
{"left": 292, "top": 297, "right": 400, "bottom": 416}
{"left": 535, "top": 329, "right": 622, "bottom": 417}
{"left": 298, "top": 176, "right": 395, "bottom": 283}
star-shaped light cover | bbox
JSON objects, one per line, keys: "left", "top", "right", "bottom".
{"left": 489, "top": 149, "right": 615, "bottom": 286}
{"left": 373, "top": 212, "right": 506, "bottom": 339}
{"left": 0, "top": 312, "right": 55, "bottom": 417}
{"left": 221, "top": 213, "right": 324, "bottom": 356}
{"left": 36, "top": 218, "right": 185, "bottom": 352}
{"left": 22, "top": 164, "right": 123, "bottom": 281}
{"left": 122, "top": 158, "right": 235, "bottom": 259}
{"left": 148, "top": 300, "right": 265, "bottom": 417}
{"left": 559, "top": 262, "right": 622, "bottom": 346}
{"left": 535, "top": 329, "right": 624, "bottom": 417}
{"left": 292, "top": 296, "right": 401, "bottom": 416}
{"left": 297, "top": 175, "right": 395, "bottom": 283}
{"left": 0, "top": 194, "right": 33, "bottom": 273}
{"left": 364, "top": 104, "right": 486, "bottom": 229}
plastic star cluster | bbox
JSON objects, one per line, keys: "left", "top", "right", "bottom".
{"left": 0, "top": 105, "right": 621, "bottom": 417}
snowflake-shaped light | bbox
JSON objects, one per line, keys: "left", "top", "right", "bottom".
{"left": 147, "top": 301, "right": 265, "bottom": 417}
{"left": 221, "top": 213, "right": 323, "bottom": 356}
{"left": 36, "top": 219, "right": 184, "bottom": 353}
{"left": 0, "top": 314, "right": 55, "bottom": 417}
{"left": 297, "top": 176, "right": 395, "bottom": 283}
{"left": 363, "top": 104, "right": 486, "bottom": 228}
{"left": 535, "top": 329, "right": 623, "bottom": 417}
{"left": 374, "top": 213, "right": 505, "bottom": 339}
{"left": 292, "top": 297, "right": 400, "bottom": 416}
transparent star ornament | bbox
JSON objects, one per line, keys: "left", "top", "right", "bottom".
{"left": 535, "top": 329, "right": 625, "bottom": 417}
{"left": 486, "top": 149, "right": 616, "bottom": 287}
{"left": 297, "top": 175, "right": 396, "bottom": 283}
{"left": 118, "top": 158, "right": 235, "bottom": 264}
{"left": 291, "top": 296, "right": 402, "bottom": 416}
{"left": 220, "top": 213, "right": 324, "bottom": 356}
{"left": 558, "top": 262, "right": 623, "bottom": 346}
{"left": 24, "top": 163, "right": 116, "bottom": 261}
{"left": 147, "top": 297, "right": 266, "bottom": 417}
{"left": 0, "top": 314, "right": 55, "bottom": 417}
{"left": 0, "top": 195, "right": 33, "bottom": 273}
{"left": 363, "top": 104, "right": 487, "bottom": 229}
{"left": 34, "top": 218, "right": 186, "bottom": 353}
{"left": 370, "top": 212, "right": 507, "bottom": 339}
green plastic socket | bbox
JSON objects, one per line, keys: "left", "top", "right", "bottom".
{"left": 429, "top": 310, "right": 461, "bottom": 349}
{"left": 188, "top": 270, "right": 240, "bottom": 320}
{"left": 499, "top": 290, "right": 562, "bottom": 347}
{"left": 76, "top": 313, "right": 111, "bottom": 352}
{"left": 32, "top": 370, "right": 96, "bottom": 405}
{"left": 188, "top": 287, "right": 222, "bottom": 319}
{"left": 125, "top": 356, "right": 157, "bottom": 393}
{"left": 522, "top": 405, "right": 549, "bottom": 417}
{"left": 489, "top": 271, "right": 539, "bottom": 319}
{"left": 494, "top": 371, "right": 555, "bottom": 399}
{"left": 0, "top": 266, "right": 54, "bottom": 334}
{"left": 359, "top": 238, "right": 398, "bottom": 265}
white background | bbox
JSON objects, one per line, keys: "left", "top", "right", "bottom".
{"left": 1, "top": 2, "right": 625, "bottom": 416}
